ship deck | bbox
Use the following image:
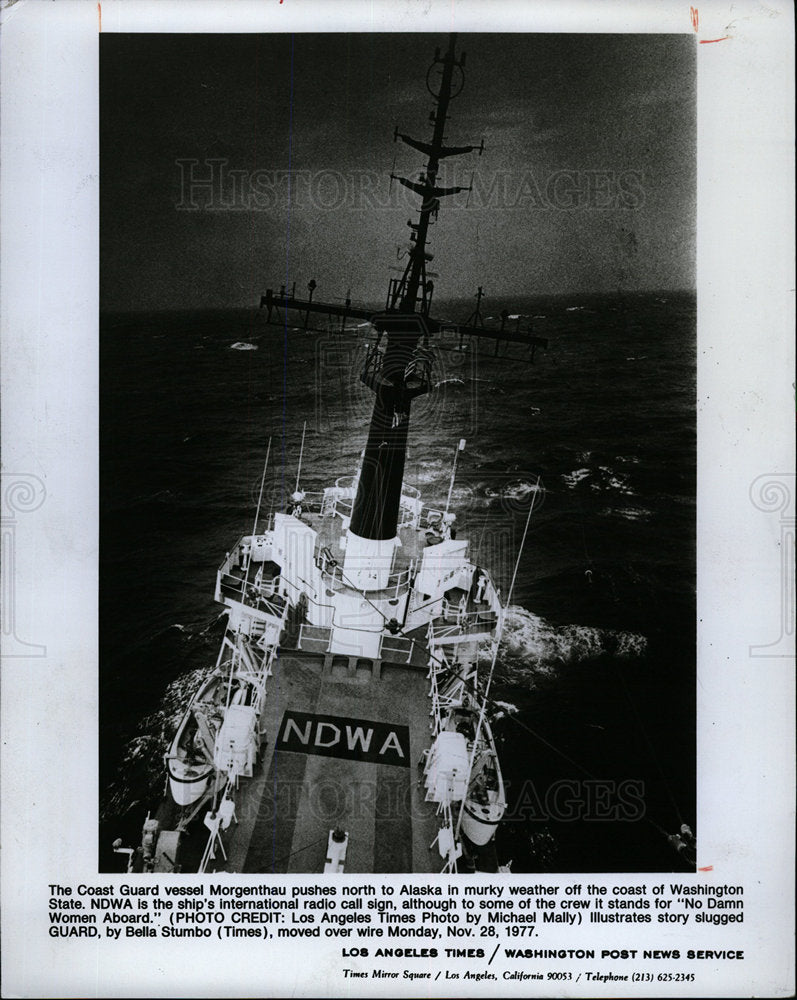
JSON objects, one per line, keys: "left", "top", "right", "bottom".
{"left": 215, "top": 652, "right": 445, "bottom": 874}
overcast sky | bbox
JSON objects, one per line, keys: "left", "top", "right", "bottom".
{"left": 100, "top": 32, "right": 695, "bottom": 312}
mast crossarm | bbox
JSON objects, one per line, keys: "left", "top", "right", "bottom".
{"left": 430, "top": 318, "right": 548, "bottom": 362}
{"left": 259, "top": 288, "right": 547, "bottom": 360}
{"left": 427, "top": 319, "right": 548, "bottom": 348}
{"left": 395, "top": 131, "right": 481, "bottom": 160}
{"left": 259, "top": 289, "right": 374, "bottom": 331}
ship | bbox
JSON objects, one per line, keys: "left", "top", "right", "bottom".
{"left": 122, "top": 34, "right": 549, "bottom": 875}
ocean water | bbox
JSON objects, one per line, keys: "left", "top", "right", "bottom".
{"left": 99, "top": 290, "right": 696, "bottom": 873}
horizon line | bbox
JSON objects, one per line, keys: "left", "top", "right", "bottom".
{"left": 99, "top": 287, "right": 697, "bottom": 316}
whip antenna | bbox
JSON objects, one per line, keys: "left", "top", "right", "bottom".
{"left": 295, "top": 421, "right": 307, "bottom": 494}
{"left": 444, "top": 438, "right": 466, "bottom": 517}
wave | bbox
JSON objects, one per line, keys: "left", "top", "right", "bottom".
{"left": 127, "top": 489, "right": 178, "bottom": 508}
{"left": 598, "top": 506, "right": 653, "bottom": 522}
{"left": 483, "top": 480, "right": 542, "bottom": 503}
{"left": 561, "top": 468, "right": 590, "bottom": 489}
{"left": 562, "top": 465, "right": 635, "bottom": 496}
{"left": 593, "top": 466, "right": 634, "bottom": 495}
{"left": 155, "top": 610, "right": 226, "bottom": 644}
{"left": 414, "top": 459, "right": 446, "bottom": 484}
{"left": 485, "top": 604, "right": 647, "bottom": 687}
{"left": 230, "top": 342, "right": 258, "bottom": 351}
{"left": 491, "top": 700, "right": 519, "bottom": 722}
{"left": 100, "top": 662, "right": 213, "bottom": 823}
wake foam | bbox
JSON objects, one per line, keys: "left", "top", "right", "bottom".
{"left": 100, "top": 663, "right": 210, "bottom": 822}
{"left": 485, "top": 604, "right": 647, "bottom": 686}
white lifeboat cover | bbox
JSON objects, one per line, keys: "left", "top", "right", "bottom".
{"left": 214, "top": 704, "right": 257, "bottom": 771}
{"left": 425, "top": 731, "right": 469, "bottom": 803}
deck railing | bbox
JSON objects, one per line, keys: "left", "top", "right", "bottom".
{"left": 378, "top": 633, "right": 416, "bottom": 665}
{"left": 318, "top": 559, "right": 414, "bottom": 598}
{"left": 320, "top": 478, "right": 422, "bottom": 528}
{"left": 297, "top": 623, "right": 332, "bottom": 653}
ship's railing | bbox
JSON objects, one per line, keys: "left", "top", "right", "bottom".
{"left": 278, "top": 572, "right": 337, "bottom": 629}
{"left": 244, "top": 615, "right": 282, "bottom": 651}
{"left": 217, "top": 529, "right": 299, "bottom": 583}
{"left": 322, "top": 478, "right": 421, "bottom": 527}
{"left": 425, "top": 635, "right": 473, "bottom": 738}
{"left": 320, "top": 559, "right": 414, "bottom": 598}
{"left": 297, "top": 623, "right": 332, "bottom": 653}
{"left": 359, "top": 342, "right": 386, "bottom": 393}
{"left": 292, "top": 491, "right": 325, "bottom": 515}
{"left": 226, "top": 584, "right": 288, "bottom": 622}
{"left": 217, "top": 553, "right": 282, "bottom": 596}
{"left": 378, "top": 633, "right": 417, "bottom": 665}
{"left": 231, "top": 631, "right": 279, "bottom": 708}
{"left": 219, "top": 536, "right": 245, "bottom": 576}
{"left": 329, "top": 491, "right": 355, "bottom": 519}
{"left": 441, "top": 592, "right": 495, "bottom": 623}
{"left": 320, "top": 488, "right": 347, "bottom": 517}
{"left": 444, "top": 567, "right": 503, "bottom": 621}
{"left": 427, "top": 635, "right": 445, "bottom": 735}
{"left": 218, "top": 566, "right": 281, "bottom": 595}
{"left": 398, "top": 493, "right": 423, "bottom": 529}
{"left": 320, "top": 482, "right": 355, "bottom": 520}
{"left": 475, "top": 572, "right": 504, "bottom": 626}
{"left": 252, "top": 591, "right": 287, "bottom": 621}
{"left": 432, "top": 607, "right": 499, "bottom": 641}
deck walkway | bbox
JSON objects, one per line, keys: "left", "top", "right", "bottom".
{"left": 219, "top": 652, "right": 443, "bottom": 874}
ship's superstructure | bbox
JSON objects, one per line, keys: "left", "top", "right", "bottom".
{"left": 127, "top": 34, "right": 547, "bottom": 875}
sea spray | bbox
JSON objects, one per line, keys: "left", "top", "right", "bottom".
{"left": 484, "top": 604, "right": 647, "bottom": 686}
{"left": 100, "top": 662, "right": 211, "bottom": 823}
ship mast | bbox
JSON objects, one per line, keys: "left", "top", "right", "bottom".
{"left": 390, "top": 33, "right": 472, "bottom": 316}
{"left": 344, "top": 34, "right": 475, "bottom": 581}
{"left": 260, "top": 33, "right": 546, "bottom": 591}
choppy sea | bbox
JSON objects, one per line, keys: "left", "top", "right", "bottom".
{"left": 100, "top": 290, "right": 695, "bottom": 873}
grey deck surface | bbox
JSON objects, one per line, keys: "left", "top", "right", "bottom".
{"left": 219, "top": 653, "right": 444, "bottom": 874}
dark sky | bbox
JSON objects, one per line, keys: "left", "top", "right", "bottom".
{"left": 100, "top": 32, "right": 695, "bottom": 312}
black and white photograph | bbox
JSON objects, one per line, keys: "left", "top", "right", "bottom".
{"left": 99, "top": 31, "right": 696, "bottom": 876}
{"left": 1, "top": 2, "right": 793, "bottom": 997}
